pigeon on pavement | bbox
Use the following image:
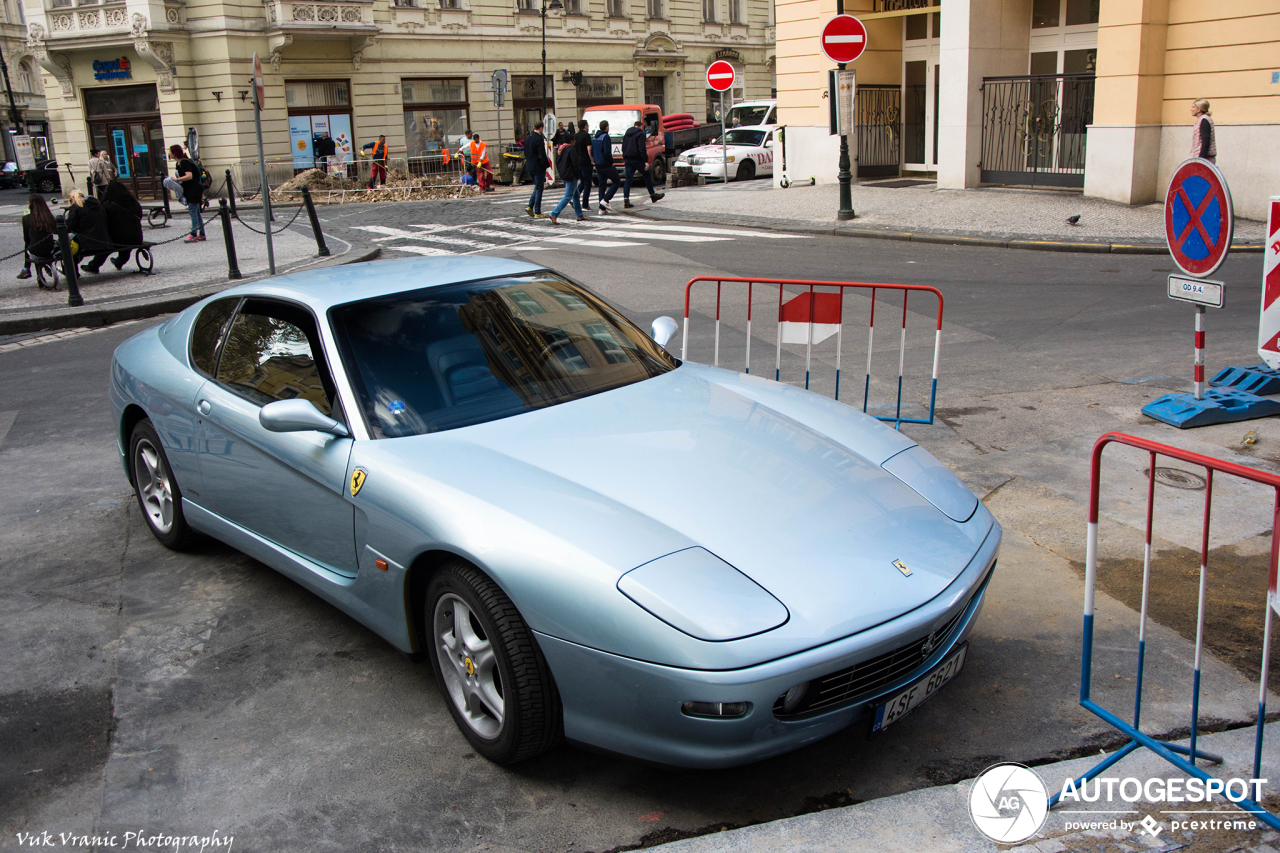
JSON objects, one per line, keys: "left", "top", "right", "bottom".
{"left": 1066, "top": 215, "right": 1081, "bottom": 226}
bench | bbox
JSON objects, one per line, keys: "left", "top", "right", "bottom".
{"left": 30, "top": 238, "right": 156, "bottom": 291}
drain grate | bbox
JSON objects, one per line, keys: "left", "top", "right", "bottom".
{"left": 1143, "top": 466, "right": 1208, "bottom": 491}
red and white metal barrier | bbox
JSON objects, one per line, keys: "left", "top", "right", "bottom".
{"left": 1259, "top": 197, "right": 1280, "bottom": 369}
{"left": 681, "top": 277, "right": 944, "bottom": 427}
{"left": 1050, "top": 432, "right": 1280, "bottom": 830}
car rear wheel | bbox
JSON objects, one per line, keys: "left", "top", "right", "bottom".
{"left": 38, "top": 178, "right": 56, "bottom": 193}
{"left": 426, "top": 560, "right": 561, "bottom": 763}
{"left": 130, "top": 419, "right": 199, "bottom": 550}
{"left": 736, "top": 160, "right": 756, "bottom": 182}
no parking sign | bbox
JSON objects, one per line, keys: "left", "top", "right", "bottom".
{"left": 1165, "top": 158, "right": 1234, "bottom": 278}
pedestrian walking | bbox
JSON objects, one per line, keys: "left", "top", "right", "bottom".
{"left": 592, "top": 120, "right": 621, "bottom": 214}
{"left": 1191, "top": 99, "right": 1216, "bottom": 163}
{"left": 523, "top": 121, "right": 550, "bottom": 218}
{"left": 363, "top": 134, "right": 389, "bottom": 187}
{"left": 17, "top": 193, "right": 56, "bottom": 283}
{"left": 169, "top": 144, "right": 206, "bottom": 242}
{"left": 549, "top": 136, "right": 584, "bottom": 224}
{"left": 469, "top": 132, "right": 494, "bottom": 192}
{"left": 88, "top": 149, "right": 114, "bottom": 199}
{"left": 621, "top": 119, "right": 664, "bottom": 208}
{"left": 66, "top": 189, "right": 113, "bottom": 273}
{"left": 101, "top": 179, "right": 144, "bottom": 271}
{"left": 553, "top": 122, "right": 571, "bottom": 146}
{"left": 575, "top": 119, "right": 595, "bottom": 213}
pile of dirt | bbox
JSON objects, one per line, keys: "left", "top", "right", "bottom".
{"left": 258, "top": 167, "right": 483, "bottom": 204}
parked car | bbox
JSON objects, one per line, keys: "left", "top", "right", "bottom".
{"left": 26, "top": 160, "right": 61, "bottom": 193}
{"left": 109, "top": 257, "right": 1000, "bottom": 769}
{"left": 725, "top": 99, "right": 777, "bottom": 129}
{"left": 675, "top": 127, "right": 777, "bottom": 182}
{"left": 0, "top": 161, "right": 21, "bottom": 189}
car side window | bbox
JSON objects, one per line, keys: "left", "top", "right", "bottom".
{"left": 190, "top": 297, "right": 240, "bottom": 377}
{"left": 214, "top": 300, "right": 334, "bottom": 417}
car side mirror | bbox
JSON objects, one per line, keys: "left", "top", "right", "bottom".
{"left": 765, "top": 139, "right": 773, "bottom": 148}
{"left": 260, "top": 399, "right": 349, "bottom": 437}
{"left": 650, "top": 316, "right": 679, "bottom": 348}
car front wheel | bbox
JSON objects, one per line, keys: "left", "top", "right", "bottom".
{"left": 426, "top": 560, "right": 561, "bottom": 763}
{"left": 38, "top": 178, "right": 56, "bottom": 193}
{"left": 130, "top": 419, "right": 199, "bottom": 550}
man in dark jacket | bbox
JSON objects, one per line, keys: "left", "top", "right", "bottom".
{"left": 523, "top": 121, "right": 550, "bottom": 218}
{"left": 591, "top": 120, "right": 621, "bottom": 214}
{"left": 574, "top": 119, "right": 595, "bottom": 213}
{"left": 621, "top": 120, "right": 664, "bottom": 208}
{"left": 66, "top": 190, "right": 113, "bottom": 274}
{"left": 102, "top": 179, "right": 144, "bottom": 270}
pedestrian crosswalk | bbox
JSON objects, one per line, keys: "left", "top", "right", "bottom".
{"left": 352, "top": 216, "right": 806, "bottom": 257}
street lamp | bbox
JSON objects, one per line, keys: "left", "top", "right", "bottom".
{"left": 541, "top": 0, "right": 563, "bottom": 121}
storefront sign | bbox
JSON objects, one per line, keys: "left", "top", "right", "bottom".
{"left": 93, "top": 58, "right": 131, "bottom": 81}
{"left": 712, "top": 49, "right": 743, "bottom": 63}
{"left": 574, "top": 77, "right": 622, "bottom": 99}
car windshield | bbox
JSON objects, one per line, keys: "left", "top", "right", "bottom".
{"left": 330, "top": 272, "right": 680, "bottom": 438}
{"left": 716, "top": 130, "right": 767, "bottom": 147}
{"left": 727, "top": 105, "right": 771, "bottom": 126}
{"left": 581, "top": 110, "right": 639, "bottom": 136}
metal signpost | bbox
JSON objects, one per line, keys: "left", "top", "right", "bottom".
{"left": 821, "top": 14, "right": 866, "bottom": 221}
{"left": 706, "top": 60, "right": 735, "bottom": 181}
{"left": 252, "top": 52, "right": 275, "bottom": 275}
{"left": 1140, "top": 159, "right": 1280, "bottom": 427}
{"left": 492, "top": 69, "right": 507, "bottom": 153}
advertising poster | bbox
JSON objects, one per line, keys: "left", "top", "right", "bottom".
{"left": 12, "top": 135, "right": 35, "bottom": 171}
{"left": 327, "top": 114, "right": 352, "bottom": 175}
{"left": 288, "top": 115, "right": 313, "bottom": 169}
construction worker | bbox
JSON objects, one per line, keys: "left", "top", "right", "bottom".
{"left": 469, "top": 132, "right": 493, "bottom": 192}
{"left": 362, "top": 134, "right": 388, "bottom": 188}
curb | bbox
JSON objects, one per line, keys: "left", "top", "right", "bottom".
{"left": 0, "top": 245, "right": 381, "bottom": 336}
{"left": 623, "top": 207, "right": 1266, "bottom": 255}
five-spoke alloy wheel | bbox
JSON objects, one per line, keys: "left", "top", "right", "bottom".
{"left": 130, "top": 419, "right": 198, "bottom": 549}
{"left": 426, "top": 561, "right": 561, "bottom": 763}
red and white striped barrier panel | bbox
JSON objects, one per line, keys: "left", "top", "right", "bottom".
{"left": 680, "top": 277, "right": 944, "bottom": 427}
{"left": 1259, "top": 196, "right": 1280, "bottom": 369}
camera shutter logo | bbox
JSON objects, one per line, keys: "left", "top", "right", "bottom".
{"left": 969, "top": 763, "right": 1049, "bottom": 843}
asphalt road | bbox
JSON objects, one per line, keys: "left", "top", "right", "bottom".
{"left": 1, "top": 204, "right": 1271, "bottom": 852}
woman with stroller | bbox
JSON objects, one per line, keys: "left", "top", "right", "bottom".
{"left": 17, "top": 194, "right": 56, "bottom": 286}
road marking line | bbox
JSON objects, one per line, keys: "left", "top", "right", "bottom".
{"left": 388, "top": 245, "right": 455, "bottom": 256}
{"left": 600, "top": 221, "right": 806, "bottom": 239}
{"left": 0, "top": 411, "right": 16, "bottom": 446}
{"left": 584, "top": 229, "right": 730, "bottom": 243}
{"left": 354, "top": 225, "right": 496, "bottom": 250}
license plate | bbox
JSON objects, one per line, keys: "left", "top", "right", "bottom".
{"left": 870, "top": 644, "right": 967, "bottom": 734}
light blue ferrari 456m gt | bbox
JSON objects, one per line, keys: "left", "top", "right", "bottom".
{"left": 109, "top": 256, "right": 1000, "bottom": 768}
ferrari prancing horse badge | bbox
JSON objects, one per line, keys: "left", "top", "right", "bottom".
{"left": 350, "top": 468, "right": 367, "bottom": 497}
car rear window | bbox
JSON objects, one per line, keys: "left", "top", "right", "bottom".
{"left": 329, "top": 272, "right": 679, "bottom": 438}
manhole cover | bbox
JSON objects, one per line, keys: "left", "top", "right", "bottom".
{"left": 1143, "top": 466, "right": 1207, "bottom": 491}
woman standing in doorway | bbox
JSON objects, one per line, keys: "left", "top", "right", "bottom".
{"left": 1191, "top": 99, "right": 1216, "bottom": 163}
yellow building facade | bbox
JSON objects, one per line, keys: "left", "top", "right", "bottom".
{"left": 24, "top": 0, "right": 775, "bottom": 198}
{"left": 776, "top": 0, "right": 1278, "bottom": 220}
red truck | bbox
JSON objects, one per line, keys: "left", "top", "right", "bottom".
{"left": 582, "top": 104, "right": 722, "bottom": 186}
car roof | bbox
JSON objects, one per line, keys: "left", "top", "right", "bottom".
{"left": 216, "top": 256, "right": 546, "bottom": 312}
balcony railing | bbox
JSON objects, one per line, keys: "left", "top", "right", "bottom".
{"left": 46, "top": 3, "right": 129, "bottom": 35}
{"left": 264, "top": 0, "right": 375, "bottom": 28}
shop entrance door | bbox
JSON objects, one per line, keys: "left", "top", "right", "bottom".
{"left": 902, "top": 11, "right": 940, "bottom": 173}
{"left": 644, "top": 76, "right": 665, "bottom": 113}
{"left": 90, "top": 119, "right": 167, "bottom": 200}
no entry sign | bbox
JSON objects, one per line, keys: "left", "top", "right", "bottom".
{"left": 706, "top": 60, "right": 735, "bottom": 92}
{"left": 1165, "top": 158, "right": 1234, "bottom": 278}
{"left": 821, "top": 15, "right": 868, "bottom": 65}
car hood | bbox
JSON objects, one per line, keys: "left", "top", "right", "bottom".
{"left": 380, "top": 363, "right": 992, "bottom": 651}
{"left": 680, "top": 144, "right": 759, "bottom": 158}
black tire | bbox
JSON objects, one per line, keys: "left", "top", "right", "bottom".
{"left": 129, "top": 419, "right": 199, "bottom": 550}
{"left": 650, "top": 157, "right": 666, "bottom": 186}
{"left": 38, "top": 178, "right": 56, "bottom": 193}
{"left": 425, "top": 560, "right": 561, "bottom": 764}
{"left": 736, "top": 160, "right": 756, "bottom": 182}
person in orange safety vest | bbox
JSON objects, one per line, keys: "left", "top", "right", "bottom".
{"left": 469, "top": 133, "right": 493, "bottom": 192}
{"left": 363, "top": 134, "right": 388, "bottom": 188}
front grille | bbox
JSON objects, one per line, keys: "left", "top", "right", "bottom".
{"left": 773, "top": 603, "right": 966, "bottom": 720}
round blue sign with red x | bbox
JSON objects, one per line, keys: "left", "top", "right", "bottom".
{"left": 1165, "top": 158, "right": 1234, "bottom": 277}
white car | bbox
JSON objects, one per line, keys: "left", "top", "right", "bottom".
{"left": 725, "top": 100, "right": 777, "bottom": 129}
{"left": 675, "top": 127, "right": 776, "bottom": 182}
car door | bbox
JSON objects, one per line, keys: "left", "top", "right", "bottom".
{"left": 761, "top": 131, "right": 775, "bottom": 175}
{"left": 194, "top": 297, "right": 358, "bottom": 576}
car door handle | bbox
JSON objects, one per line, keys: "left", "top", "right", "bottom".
{"left": 198, "top": 399, "right": 211, "bottom": 415}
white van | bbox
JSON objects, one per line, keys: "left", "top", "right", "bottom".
{"left": 724, "top": 99, "right": 777, "bottom": 128}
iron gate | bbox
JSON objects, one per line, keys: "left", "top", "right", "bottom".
{"left": 979, "top": 73, "right": 1094, "bottom": 188}
{"left": 856, "top": 85, "right": 901, "bottom": 178}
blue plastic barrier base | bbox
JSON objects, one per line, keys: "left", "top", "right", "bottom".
{"left": 1142, "top": 388, "right": 1280, "bottom": 429}
{"left": 1210, "top": 363, "right": 1280, "bottom": 396}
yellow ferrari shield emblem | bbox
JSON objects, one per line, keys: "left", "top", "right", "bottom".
{"left": 893, "top": 559, "right": 912, "bottom": 577}
{"left": 350, "top": 468, "right": 367, "bottom": 497}
{"left": 464, "top": 657, "right": 475, "bottom": 676}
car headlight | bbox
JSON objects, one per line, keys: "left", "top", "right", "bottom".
{"left": 882, "top": 445, "right": 978, "bottom": 522}
{"left": 617, "top": 547, "right": 788, "bottom": 641}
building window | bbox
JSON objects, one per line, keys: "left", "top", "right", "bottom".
{"left": 517, "top": 0, "right": 536, "bottom": 9}
{"left": 729, "top": 0, "right": 743, "bottom": 24}
{"left": 403, "top": 78, "right": 470, "bottom": 160}
{"left": 646, "top": 0, "right": 662, "bottom": 19}
{"left": 607, "top": 0, "right": 626, "bottom": 15}
{"left": 512, "top": 75, "right": 554, "bottom": 141}
{"left": 438, "top": 0, "right": 460, "bottom": 9}
{"left": 17, "top": 59, "right": 34, "bottom": 94}
{"left": 285, "top": 80, "right": 354, "bottom": 172}
{"left": 562, "top": 0, "right": 581, "bottom": 13}
{"left": 576, "top": 76, "right": 624, "bottom": 110}
{"left": 1033, "top": 0, "right": 1097, "bottom": 28}
{"left": 392, "top": 0, "right": 417, "bottom": 6}
{"left": 701, "top": 0, "right": 715, "bottom": 22}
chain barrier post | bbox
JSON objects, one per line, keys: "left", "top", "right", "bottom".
{"left": 218, "top": 198, "right": 241, "bottom": 280}
{"left": 54, "top": 213, "right": 82, "bottom": 308}
{"left": 251, "top": 52, "right": 275, "bottom": 274}
{"left": 225, "top": 169, "right": 237, "bottom": 216}
{"left": 299, "top": 185, "right": 330, "bottom": 257}
{"left": 85, "top": 175, "right": 93, "bottom": 199}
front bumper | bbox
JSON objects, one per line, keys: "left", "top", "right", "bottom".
{"left": 679, "top": 160, "right": 732, "bottom": 180}
{"left": 537, "top": 520, "right": 1001, "bottom": 768}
